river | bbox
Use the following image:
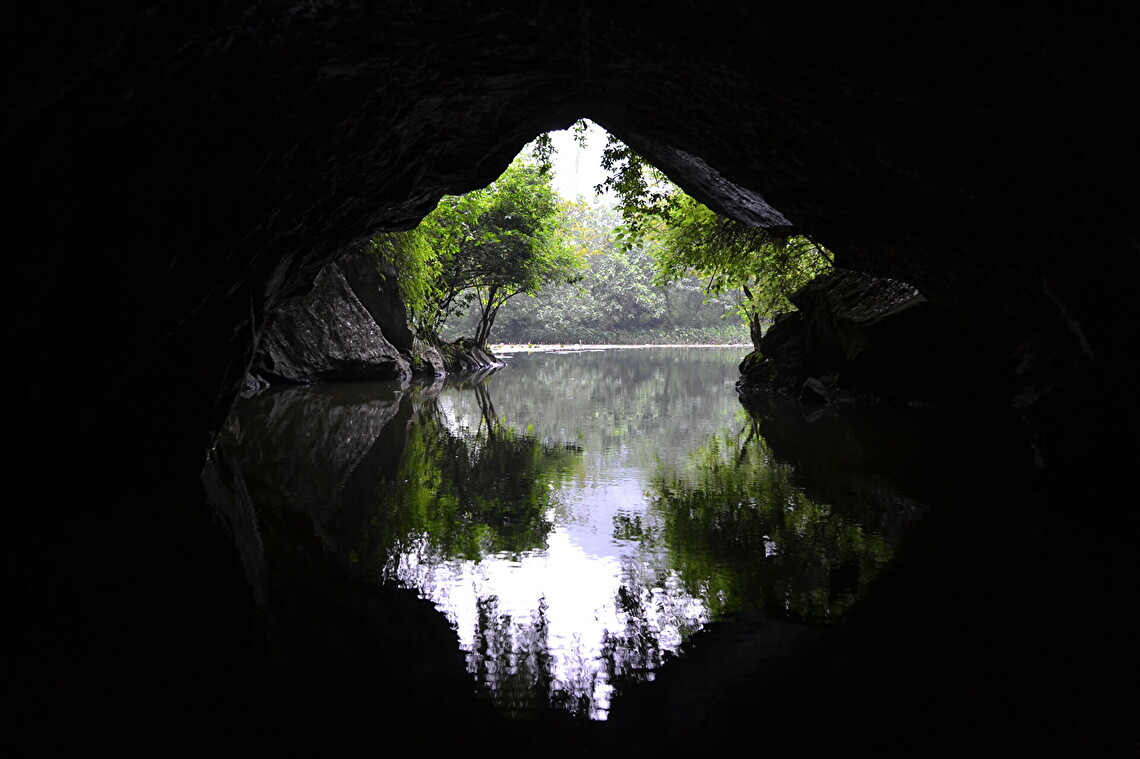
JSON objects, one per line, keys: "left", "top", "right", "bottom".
{"left": 207, "top": 345, "right": 1046, "bottom": 750}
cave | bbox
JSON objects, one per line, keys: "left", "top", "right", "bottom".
{"left": 8, "top": 3, "right": 1136, "bottom": 754}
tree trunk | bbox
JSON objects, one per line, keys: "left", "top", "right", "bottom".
{"left": 748, "top": 312, "right": 764, "bottom": 351}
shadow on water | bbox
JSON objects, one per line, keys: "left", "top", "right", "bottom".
{"left": 202, "top": 349, "right": 1132, "bottom": 754}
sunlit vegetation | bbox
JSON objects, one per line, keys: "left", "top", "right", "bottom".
{"left": 372, "top": 123, "right": 831, "bottom": 348}
{"left": 591, "top": 126, "right": 834, "bottom": 349}
{"left": 460, "top": 200, "right": 749, "bottom": 345}
{"left": 651, "top": 198, "right": 833, "bottom": 348}
{"left": 372, "top": 155, "right": 580, "bottom": 347}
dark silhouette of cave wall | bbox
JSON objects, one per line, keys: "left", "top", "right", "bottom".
{"left": 7, "top": 2, "right": 1135, "bottom": 480}
{"left": 6, "top": 3, "right": 1137, "bottom": 750}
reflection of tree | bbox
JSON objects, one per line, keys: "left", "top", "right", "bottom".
{"left": 353, "top": 380, "right": 583, "bottom": 578}
{"left": 599, "top": 559, "right": 708, "bottom": 700}
{"left": 649, "top": 419, "right": 894, "bottom": 622}
{"left": 469, "top": 348, "right": 748, "bottom": 472}
{"left": 600, "top": 582, "right": 663, "bottom": 687}
{"left": 468, "top": 595, "right": 554, "bottom": 720}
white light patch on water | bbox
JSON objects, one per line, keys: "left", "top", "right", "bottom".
{"left": 394, "top": 473, "right": 712, "bottom": 719}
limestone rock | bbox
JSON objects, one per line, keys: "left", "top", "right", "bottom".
{"left": 338, "top": 247, "right": 415, "bottom": 356}
{"left": 411, "top": 337, "right": 446, "bottom": 377}
{"left": 438, "top": 338, "right": 504, "bottom": 375}
{"left": 254, "top": 261, "right": 411, "bottom": 385}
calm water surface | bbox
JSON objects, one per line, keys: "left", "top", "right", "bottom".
{"left": 217, "top": 347, "right": 918, "bottom": 720}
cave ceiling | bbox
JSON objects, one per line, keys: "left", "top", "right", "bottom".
{"left": 5, "top": 2, "right": 1135, "bottom": 471}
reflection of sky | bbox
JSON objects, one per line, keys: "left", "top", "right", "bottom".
{"left": 391, "top": 350, "right": 745, "bottom": 719}
{"left": 394, "top": 470, "right": 710, "bottom": 720}
{"left": 437, "top": 395, "right": 481, "bottom": 436}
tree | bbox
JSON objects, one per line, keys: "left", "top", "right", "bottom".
{"left": 370, "top": 226, "right": 441, "bottom": 329}
{"left": 375, "top": 156, "right": 580, "bottom": 346}
{"left": 652, "top": 195, "right": 832, "bottom": 349}
{"left": 543, "top": 127, "right": 833, "bottom": 349}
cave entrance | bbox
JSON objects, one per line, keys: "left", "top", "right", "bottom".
{"left": 220, "top": 95, "right": 1040, "bottom": 736}
{"left": 372, "top": 119, "right": 830, "bottom": 354}
{"left": 217, "top": 109, "right": 1013, "bottom": 720}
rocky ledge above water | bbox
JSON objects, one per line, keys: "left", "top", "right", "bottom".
{"left": 246, "top": 247, "right": 501, "bottom": 391}
{"left": 737, "top": 269, "right": 1016, "bottom": 411}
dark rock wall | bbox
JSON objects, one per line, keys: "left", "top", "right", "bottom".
{"left": 338, "top": 250, "right": 415, "bottom": 356}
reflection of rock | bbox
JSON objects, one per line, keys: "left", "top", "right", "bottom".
{"left": 217, "top": 382, "right": 411, "bottom": 545}
{"left": 204, "top": 387, "right": 497, "bottom": 741}
{"left": 412, "top": 371, "right": 446, "bottom": 399}
{"left": 611, "top": 612, "right": 826, "bottom": 750}
{"left": 252, "top": 252, "right": 412, "bottom": 385}
{"left": 738, "top": 269, "right": 1014, "bottom": 410}
{"left": 201, "top": 446, "right": 268, "bottom": 605}
{"left": 738, "top": 391, "right": 1028, "bottom": 536}
{"left": 612, "top": 386, "right": 1036, "bottom": 754}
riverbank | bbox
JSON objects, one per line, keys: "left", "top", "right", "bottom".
{"left": 493, "top": 342, "right": 751, "bottom": 354}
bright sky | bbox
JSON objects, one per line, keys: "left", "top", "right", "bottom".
{"left": 545, "top": 120, "right": 615, "bottom": 204}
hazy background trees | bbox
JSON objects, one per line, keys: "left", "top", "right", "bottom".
{"left": 472, "top": 201, "right": 747, "bottom": 344}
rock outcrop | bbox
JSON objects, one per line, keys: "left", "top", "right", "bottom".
{"left": 253, "top": 257, "right": 411, "bottom": 385}
{"left": 438, "top": 338, "right": 504, "bottom": 375}
{"left": 738, "top": 270, "right": 1015, "bottom": 410}
{"left": 410, "top": 337, "right": 446, "bottom": 377}
{"left": 339, "top": 252, "right": 416, "bottom": 357}
{"left": 249, "top": 247, "right": 500, "bottom": 386}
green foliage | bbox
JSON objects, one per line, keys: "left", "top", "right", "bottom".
{"left": 530, "top": 133, "right": 556, "bottom": 174}
{"left": 382, "top": 128, "right": 829, "bottom": 349}
{"left": 374, "top": 155, "right": 581, "bottom": 346}
{"left": 595, "top": 133, "right": 677, "bottom": 241}
{"left": 359, "top": 387, "right": 584, "bottom": 567}
{"left": 370, "top": 228, "right": 440, "bottom": 323}
{"left": 529, "top": 118, "right": 589, "bottom": 174}
{"left": 480, "top": 201, "right": 748, "bottom": 344}
{"left": 652, "top": 195, "right": 833, "bottom": 347}
{"left": 571, "top": 130, "right": 833, "bottom": 348}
